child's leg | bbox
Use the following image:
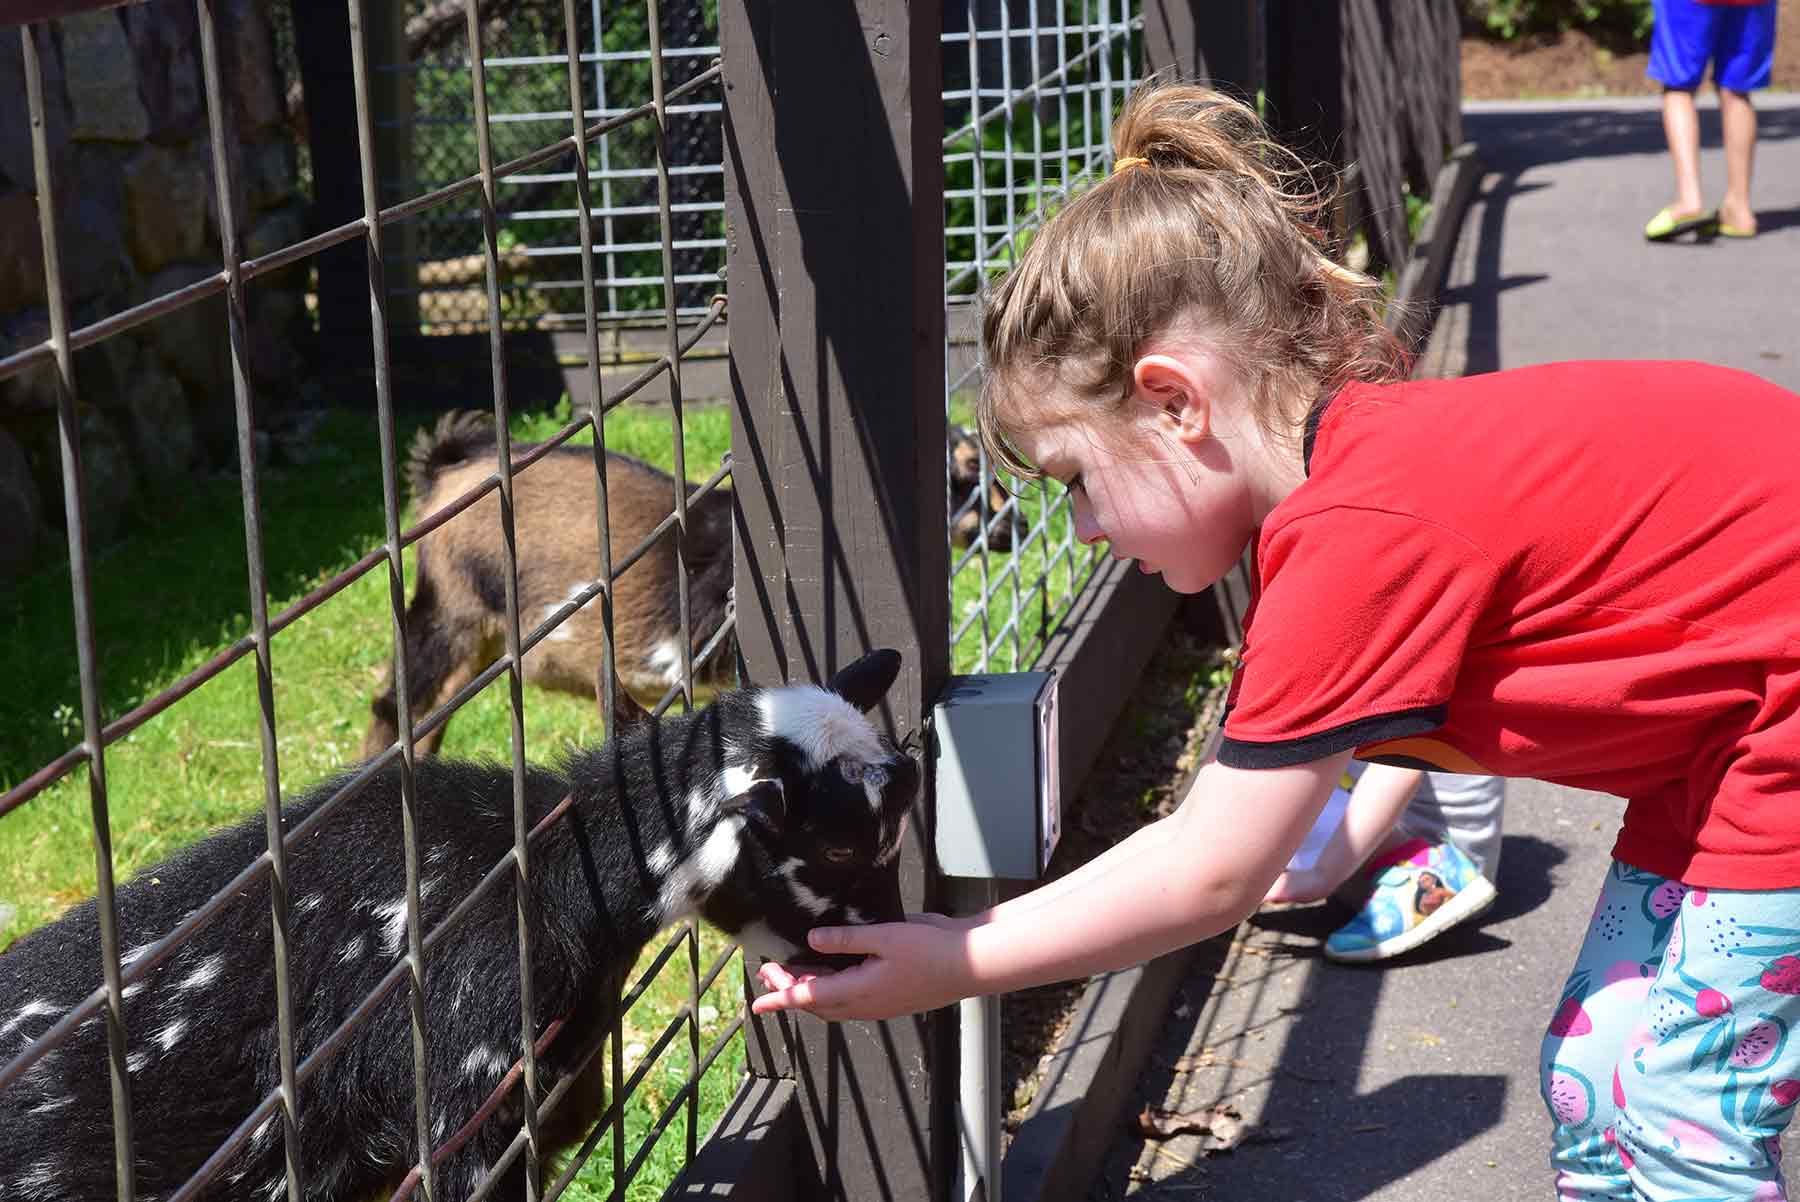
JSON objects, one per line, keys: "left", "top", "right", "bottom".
{"left": 1400, "top": 773, "right": 1504, "bottom": 882}
{"left": 1613, "top": 882, "right": 1800, "bottom": 1199}
{"left": 1719, "top": 88, "right": 1759, "bottom": 233}
{"left": 1541, "top": 861, "right": 1677, "bottom": 1200}
{"left": 1543, "top": 862, "right": 1800, "bottom": 1200}
{"left": 1661, "top": 87, "right": 1707, "bottom": 218}
{"left": 1714, "top": 0, "right": 1776, "bottom": 232}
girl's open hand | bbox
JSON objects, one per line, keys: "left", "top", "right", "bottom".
{"left": 751, "top": 915, "right": 974, "bottom": 1022}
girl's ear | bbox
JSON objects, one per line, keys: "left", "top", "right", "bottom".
{"left": 1132, "top": 354, "right": 1212, "bottom": 446}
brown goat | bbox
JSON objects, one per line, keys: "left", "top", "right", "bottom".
{"left": 948, "top": 424, "right": 1024, "bottom": 552}
{"left": 363, "top": 411, "right": 734, "bottom": 759}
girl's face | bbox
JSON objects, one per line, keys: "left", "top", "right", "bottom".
{"left": 1014, "top": 401, "right": 1255, "bottom": 596}
{"left": 1006, "top": 350, "right": 1293, "bottom": 595}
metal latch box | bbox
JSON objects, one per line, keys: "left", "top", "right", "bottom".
{"left": 932, "top": 671, "right": 1061, "bottom": 880}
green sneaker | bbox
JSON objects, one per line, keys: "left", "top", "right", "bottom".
{"left": 1324, "top": 838, "right": 1497, "bottom": 963}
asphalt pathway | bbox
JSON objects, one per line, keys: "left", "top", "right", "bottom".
{"left": 1091, "top": 94, "right": 1800, "bottom": 1201}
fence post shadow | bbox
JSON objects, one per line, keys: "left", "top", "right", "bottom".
{"left": 722, "top": 1, "right": 953, "bottom": 1199}
{"left": 1085, "top": 831, "right": 1573, "bottom": 1197}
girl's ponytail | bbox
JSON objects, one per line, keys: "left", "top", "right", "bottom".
{"left": 979, "top": 82, "right": 1407, "bottom": 479}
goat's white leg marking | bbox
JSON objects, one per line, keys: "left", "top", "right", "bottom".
{"left": 127, "top": 1050, "right": 151, "bottom": 1074}
{"left": 337, "top": 933, "right": 370, "bottom": 964}
{"left": 541, "top": 601, "right": 576, "bottom": 642}
{"left": 683, "top": 786, "right": 720, "bottom": 840}
{"left": 293, "top": 892, "right": 325, "bottom": 916}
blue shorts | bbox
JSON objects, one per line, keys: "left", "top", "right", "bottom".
{"left": 1649, "top": 0, "right": 1779, "bottom": 92}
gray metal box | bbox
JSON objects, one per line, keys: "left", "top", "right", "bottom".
{"left": 933, "top": 671, "right": 1061, "bottom": 880}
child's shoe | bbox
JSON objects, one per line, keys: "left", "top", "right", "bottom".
{"left": 1324, "top": 838, "right": 1497, "bottom": 963}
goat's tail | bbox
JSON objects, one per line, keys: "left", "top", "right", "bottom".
{"left": 405, "top": 410, "right": 498, "bottom": 500}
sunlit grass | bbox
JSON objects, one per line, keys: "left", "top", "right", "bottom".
{"left": 0, "top": 400, "right": 737, "bottom": 1200}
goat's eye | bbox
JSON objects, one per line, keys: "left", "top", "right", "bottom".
{"left": 822, "top": 846, "right": 858, "bottom": 865}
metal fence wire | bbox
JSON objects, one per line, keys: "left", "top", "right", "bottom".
{"left": 0, "top": 0, "right": 1463, "bottom": 1198}
{"left": 353, "top": 0, "right": 1136, "bottom": 677}
{"left": 0, "top": 1, "right": 735, "bottom": 1199}
{"left": 943, "top": 2, "right": 1137, "bottom": 675}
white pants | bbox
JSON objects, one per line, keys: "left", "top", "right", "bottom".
{"left": 1397, "top": 771, "right": 1505, "bottom": 883}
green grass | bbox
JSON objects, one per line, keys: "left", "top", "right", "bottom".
{"left": 0, "top": 399, "right": 740, "bottom": 1200}
{"left": 945, "top": 393, "right": 1104, "bottom": 673}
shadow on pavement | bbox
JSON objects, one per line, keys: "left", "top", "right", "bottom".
{"left": 1085, "top": 831, "right": 1581, "bottom": 1199}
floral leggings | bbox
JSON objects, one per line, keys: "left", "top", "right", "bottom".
{"left": 1542, "top": 861, "right": 1800, "bottom": 1201}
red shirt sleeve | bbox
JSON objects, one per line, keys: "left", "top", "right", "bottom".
{"left": 1219, "top": 507, "right": 1500, "bottom": 768}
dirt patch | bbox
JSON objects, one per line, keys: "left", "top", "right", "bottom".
{"left": 998, "top": 608, "right": 1232, "bottom": 1141}
{"left": 1462, "top": 20, "right": 1800, "bottom": 100}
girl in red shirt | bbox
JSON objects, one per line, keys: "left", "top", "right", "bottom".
{"left": 753, "top": 82, "right": 1800, "bottom": 1199}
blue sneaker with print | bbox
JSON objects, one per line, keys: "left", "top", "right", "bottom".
{"left": 1324, "top": 838, "right": 1497, "bottom": 963}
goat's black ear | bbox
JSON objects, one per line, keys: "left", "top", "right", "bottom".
{"left": 828, "top": 649, "right": 902, "bottom": 713}
{"left": 722, "top": 777, "right": 785, "bottom": 836}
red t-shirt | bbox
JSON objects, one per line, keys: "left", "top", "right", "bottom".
{"left": 1219, "top": 361, "right": 1800, "bottom": 888}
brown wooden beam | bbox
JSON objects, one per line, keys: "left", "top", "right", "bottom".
{"left": 721, "top": 1, "right": 953, "bottom": 1198}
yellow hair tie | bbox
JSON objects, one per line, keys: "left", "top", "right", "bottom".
{"left": 1113, "top": 155, "right": 1150, "bottom": 175}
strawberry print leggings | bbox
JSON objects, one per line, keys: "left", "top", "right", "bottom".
{"left": 1541, "top": 861, "right": 1800, "bottom": 1201}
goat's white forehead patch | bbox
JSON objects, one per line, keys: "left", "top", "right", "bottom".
{"left": 758, "top": 686, "right": 884, "bottom": 770}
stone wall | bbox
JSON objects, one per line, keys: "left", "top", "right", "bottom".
{"left": 0, "top": 0, "right": 310, "bottom": 585}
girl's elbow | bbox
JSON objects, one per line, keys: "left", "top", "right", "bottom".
{"left": 1180, "top": 871, "right": 1268, "bottom": 937}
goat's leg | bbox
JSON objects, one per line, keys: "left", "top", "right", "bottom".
{"left": 362, "top": 577, "right": 478, "bottom": 759}
{"left": 409, "top": 653, "right": 482, "bottom": 757}
{"left": 594, "top": 658, "right": 654, "bottom": 730}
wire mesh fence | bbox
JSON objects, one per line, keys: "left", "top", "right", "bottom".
{"left": 0, "top": 2, "right": 1274, "bottom": 1199}
{"left": 377, "top": 2, "right": 723, "bottom": 332}
{"left": 943, "top": 2, "right": 1138, "bottom": 675}
{"left": 0, "top": 0, "right": 1466, "bottom": 1197}
{"left": 1, "top": 1, "right": 736, "bottom": 1199}
{"left": 357, "top": 0, "right": 1139, "bottom": 677}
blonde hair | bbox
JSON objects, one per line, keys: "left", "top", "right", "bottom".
{"left": 977, "top": 82, "right": 1409, "bottom": 479}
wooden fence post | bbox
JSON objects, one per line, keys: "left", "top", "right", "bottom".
{"left": 1264, "top": 0, "right": 1346, "bottom": 173}
{"left": 720, "top": 2, "right": 953, "bottom": 1199}
{"left": 1142, "top": 0, "right": 1263, "bottom": 99}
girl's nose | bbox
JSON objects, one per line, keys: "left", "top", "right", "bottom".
{"left": 1072, "top": 495, "right": 1104, "bottom": 545}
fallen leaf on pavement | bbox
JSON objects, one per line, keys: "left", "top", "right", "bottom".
{"left": 1134, "top": 1104, "right": 1293, "bottom": 1152}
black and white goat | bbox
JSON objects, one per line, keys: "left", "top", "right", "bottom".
{"left": 0, "top": 650, "right": 917, "bottom": 1202}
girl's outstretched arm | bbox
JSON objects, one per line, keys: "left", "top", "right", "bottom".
{"left": 751, "top": 750, "right": 1351, "bottom": 1022}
